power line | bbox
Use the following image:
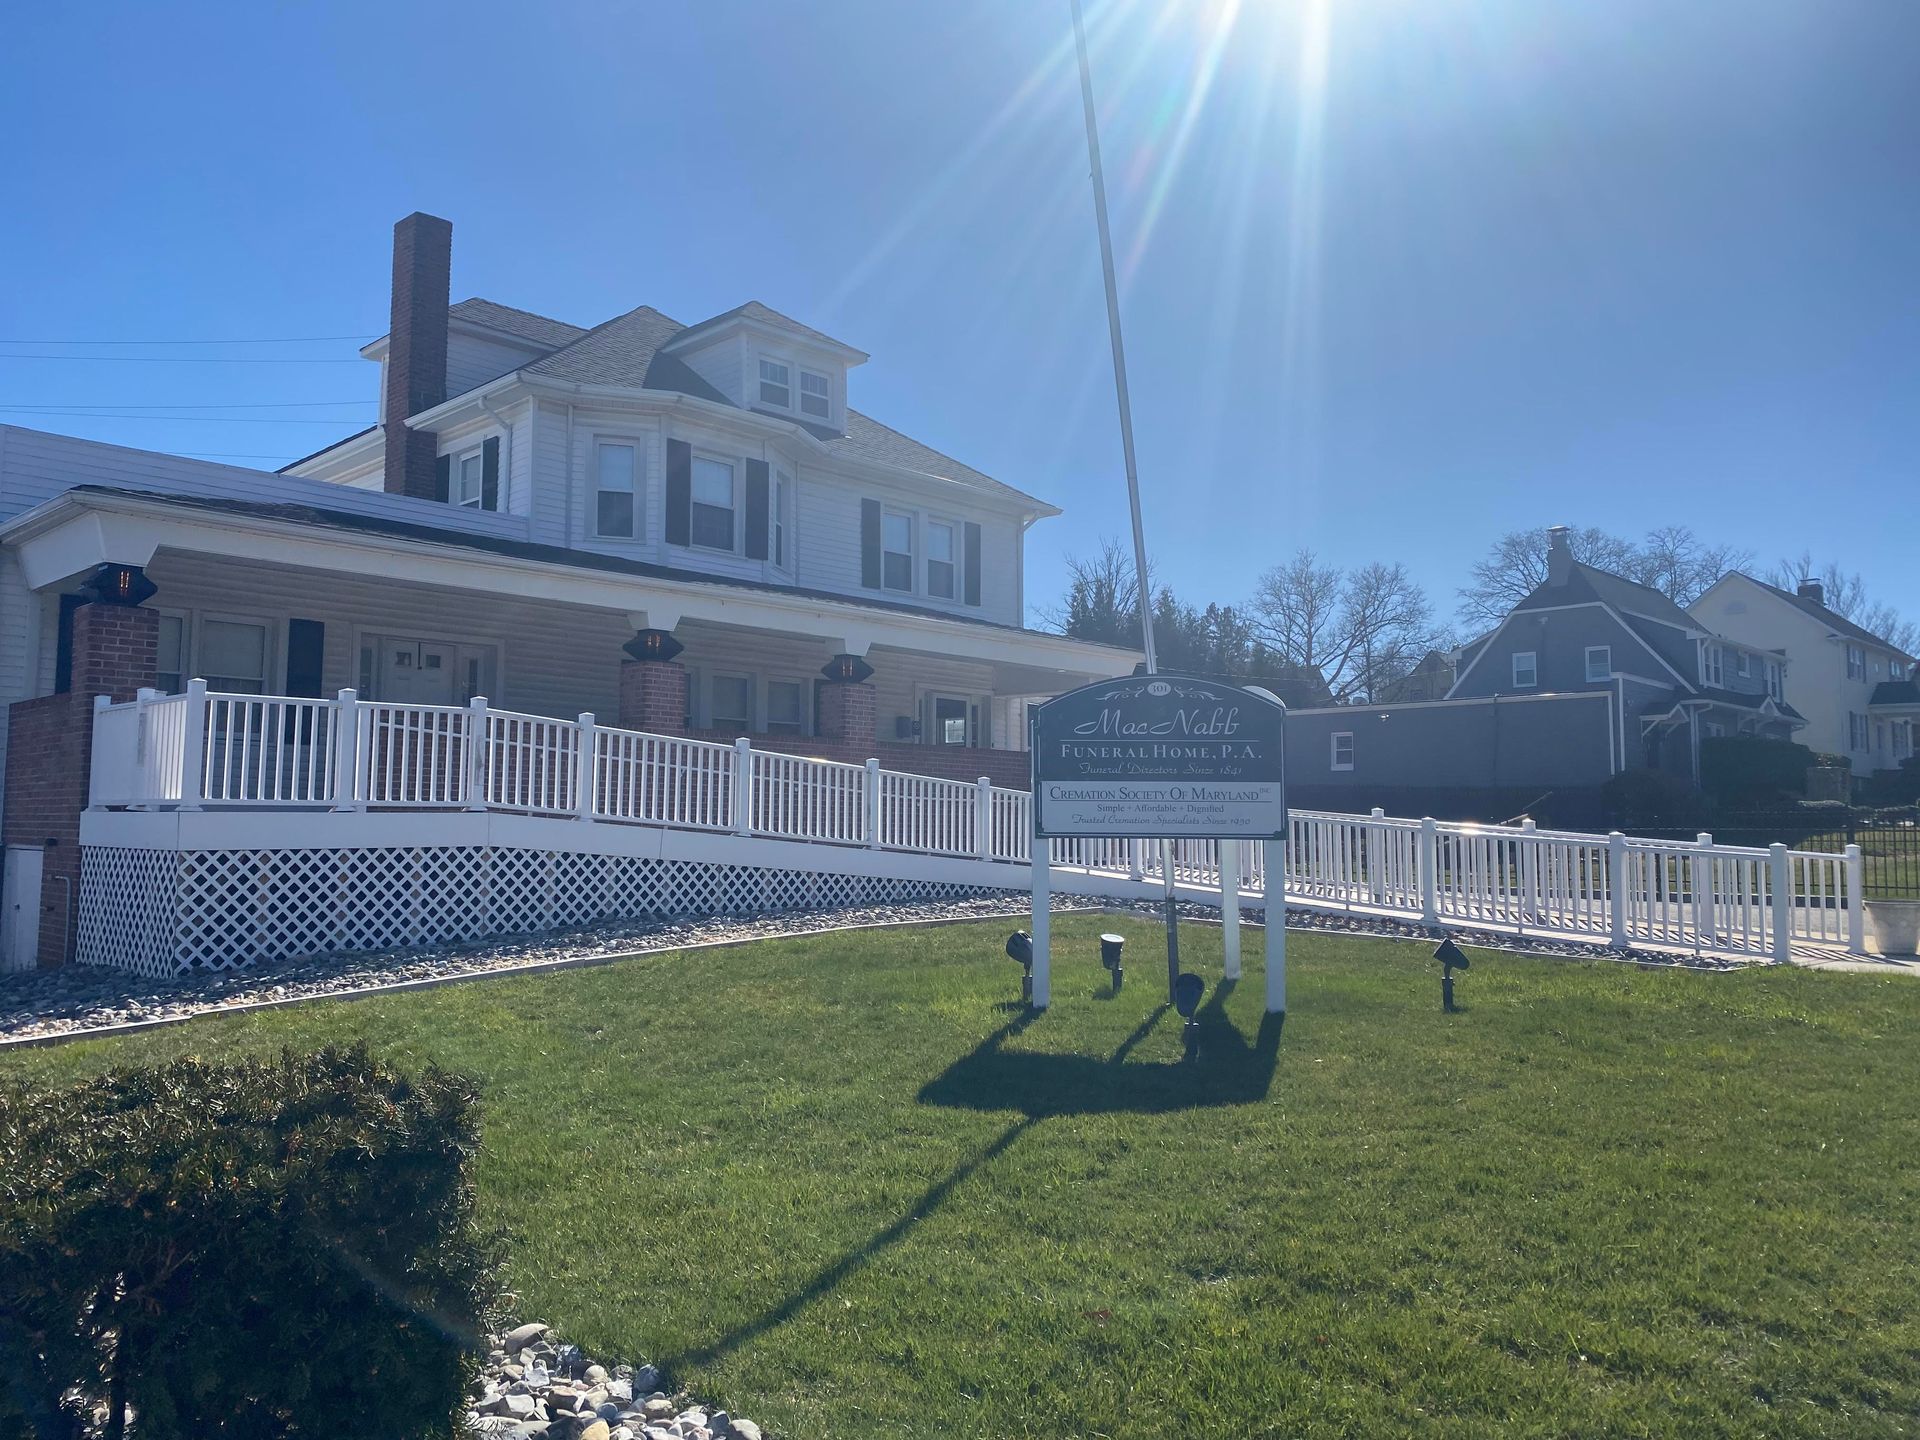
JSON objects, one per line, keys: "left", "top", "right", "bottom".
{"left": 0, "top": 334, "right": 376, "bottom": 345}
{"left": 0, "top": 408, "right": 371, "bottom": 425}
{"left": 0, "top": 354, "right": 365, "bottom": 365}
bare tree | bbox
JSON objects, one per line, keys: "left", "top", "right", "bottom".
{"left": 1250, "top": 550, "right": 1441, "bottom": 704}
{"left": 1043, "top": 538, "right": 1148, "bottom": 648}
{"left": 1767, "top": 552, "right": 1919, "bottom": 654}
{"left": 1457, "top": 524, "right": 1748, "bottom": 629}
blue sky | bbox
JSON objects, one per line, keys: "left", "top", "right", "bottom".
{"left": 2, "top": 0, "right": 1914, "bottom": 629}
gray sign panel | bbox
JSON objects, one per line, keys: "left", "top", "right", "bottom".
{"left": 1031, "top": 674, "right": 1287, "bottom": 839}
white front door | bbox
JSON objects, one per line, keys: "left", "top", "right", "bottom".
{"left": 2, "top": 846, "right": 44, "bottom": 972}
{"left": 379, "top": 638, "right": 458, "bottom": 706}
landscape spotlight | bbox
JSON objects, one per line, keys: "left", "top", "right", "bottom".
{"left": 1099, "top": 932, "right": 1125, "bottom": 991}
{"left": 1433, "top": 935, "right": 1470, "bottom": 1013}
{"left": 1173, "top": 971, "right": 1205, "bottom": 1060}
{"left": 1006, "top": 930, "right": 1034, "bottom": 1004}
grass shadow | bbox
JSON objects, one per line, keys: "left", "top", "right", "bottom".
{"left": 917, "top": 979, "right": 1285, "bottom": 1118}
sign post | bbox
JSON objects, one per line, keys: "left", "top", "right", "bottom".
{"left": 1030, "top": 675, "right": 1287, "bottom": 1012}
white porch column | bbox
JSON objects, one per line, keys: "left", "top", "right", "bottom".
{"left": 1220, "top": 839, "right": 1241, "bottom": 980}
{"left": 1263, "top": 837, "right": 1285, "bottom": 1013}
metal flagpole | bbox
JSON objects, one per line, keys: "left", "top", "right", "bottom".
{"left": 1069, "top": 0, "right": 1179, "bottom": 999}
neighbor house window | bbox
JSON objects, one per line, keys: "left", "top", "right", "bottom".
{"left": 156, "top": 612, "right": 186, "bottom": 694}
{"left": 1584, "top": 646, "right": 1611, "bottom": 683}
{"left": 799, "top": 370, "right": 831, "bottom": 419}
{"left": 1850, "top": 712, "right": 1870, "bottom": 750}
{"left": 926, "top": 520, "right": 957, "bottom": 599}
{"left": 882, "top": 511, "right": 913, "bottom": 591}
{"left": 1701, "top": 643, "right": 1724, "bottom": 686}
{"left": 1704, "top": 721, "right": 1726, "bottom": 739}
{"left": 691, "top": 456, "right": 736, "bottom": 551}
{"left": 1847, "top": 644, "right": 1866, "bottom": 681}
{"left": 773, "top": 471, "right": 791, "bottom": 568}
{"left": 1331, "top": 732, "right": 1355, "bottom": 771}
{"left": 711, "top": 674, "right": 751, "bottom": 732}
{"left": 758, "top": 359, "right": 790, "bottom": 408}
{"left": 1736, "top": 651, "right": 1751, "bottom": 678}
{"left": 201, "top": 618, "right": 269, "bottom": 695}
{"left": 1767, "top": 660, "right": 1783, "bottom": 700}
{"left": 454, "top": 448, "right": 485, "bottom": 509}
{"left": 594, "top": 441, "right": 638, "bottom": 538}
{"left": 1511, "top": 651, "right": 1537, "bottom": 689}
{"left": 766, "top": 679, "right": 805, "bottom": 735}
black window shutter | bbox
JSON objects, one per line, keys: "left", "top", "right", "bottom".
{"left": 53, "top": 594, "right": 82, "bottom": 694}
{"left": 481, "top": 436, "right": 501, "bottom": 511}
{"left": 666, "top": 440, "right": 692, "bottom": 547}
{"left": 434, "top": 454, "right": 451, "bottom": 503}
{"left": 744, "top": 459, "right": 770, "bottom": 561}
{"left": 963, "top": 521, "right": 983, "bottom": 607}
{"left": 286, "top": 619, "right": 325, "bottom": 697}
{"left": 860, "top": 499, "right": 882, "bottom": 590}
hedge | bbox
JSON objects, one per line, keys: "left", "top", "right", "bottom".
{"left": 0, "top": 1045, "right": 497, "bottom": 1440}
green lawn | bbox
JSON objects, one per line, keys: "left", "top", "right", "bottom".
{"left": 6, "top": 918, "right": 1919, "bottom": 1438}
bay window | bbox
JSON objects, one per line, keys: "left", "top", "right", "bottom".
{"left": 594, "top": 441, "right": 638, "bottom": 538}
{"left": 691, "top": 457, "right": 736, "bottom": 551}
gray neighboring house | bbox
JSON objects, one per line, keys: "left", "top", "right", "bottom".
{"left": 1447, "top": 526, "right": 1804, "bottom": 780}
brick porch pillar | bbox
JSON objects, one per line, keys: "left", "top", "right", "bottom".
{"left": 3, "top": 582, "right": 159, "bottom": 968}
{"left": 818, "top": 679, "right": 877, "bottom": 754}
{"left": 618, "top": 660, "right": 688, "bottom": 734}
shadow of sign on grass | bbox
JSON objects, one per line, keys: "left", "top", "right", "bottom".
{"left": 659, "top": 991, "right": 1283, "bottom": 1375}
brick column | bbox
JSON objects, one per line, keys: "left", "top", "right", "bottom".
{"left": 3, "top": 599, "right": 158, "bottom": 968}
{"left": 818, "top": 681, "right": 877, "bottom": 754}
{"left": 618, "top": 660, "right": 688, "bottom": 734}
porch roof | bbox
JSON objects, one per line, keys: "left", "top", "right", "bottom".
{"left": 1, "top": 485, "right": 1139, "bottom": 681}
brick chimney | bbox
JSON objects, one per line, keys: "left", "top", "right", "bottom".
{"left": 382, "top": 212, "right": 452, "bottom": 499}
{"left": 1797, "top": 578, "right": 1826, "bottom": 606}
{"left": 1545, "top": 524, "right": 1573, "bottom": 586}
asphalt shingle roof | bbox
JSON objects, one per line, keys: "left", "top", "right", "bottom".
{"left": 1871, "top": 679, "right": 1920, "bottom": 706}
{"left": 448, "top": 297, "right": 589, "bottom": 350}
{"left": 1736, "top": 573, "right": 1916, "bottom": 661}
{"left": 1514, "top": 563, "right": 1698, "bottom": 631}
{"left": 668, "top": 300, "right": 865, "bottom": 358}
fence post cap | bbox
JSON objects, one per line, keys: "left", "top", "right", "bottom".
{"left": 577, "top": 711, "right": 596, "bottom": 726}
{"left": 335, "top": 687, "right": 357, "bottom": 703}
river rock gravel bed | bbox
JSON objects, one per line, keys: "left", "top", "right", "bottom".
{"left": 0, "top": 895, "right": 1748, "bottom": 1046}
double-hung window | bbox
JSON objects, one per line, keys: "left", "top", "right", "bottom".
{"left": 1736, "top": 651, "right": 1751, "bottom": 679}
{"left": 1511, "top": 651, "right": 1538, "bottom": 689}
{"left": 758, "top": 359, "right": 791, "bottom": 409}
{"left": 711, "top": 674, "right": 751, "bottom": 732}
{"left": 453, "top": 449, "right": 485, "bottom": 509}
{"left": 773, "top": 471, "right": 791, "bottom": 568}
{"left": 1701, "top": 643, "right": 1724, "bottom": 686}
{"left": 1847, "top": 644, "right": 1867, "bottom": 681}
{"left": 1850, "top": 712, "right": 1870, "bottom": 750}
{"left": 766, "top": 679, "right": 805, "bottom": 735}
{"left": 691, "top": 457, "right": 736, "bottom": 551}
{"left": 1584, "top": 646, "right": 1611, "bottom": 683}
{"left": 1767, "top": 660, "right": 1783, "bottom": 700}
{"left": 926, "top": 520, "right": 957, "bottom": 600}
{"left": 882, "top": 511, "right": 914, "bottom": 592}
{"left": 595, "top": 441, "right": 638, "bottom": 538}
{"left": 201, "top": 618, "right": 270, "bottom": 695}
{"left": 156, "top": 613, "right": 186, "bottom": 694}
{"left": 799, "top": 371, "right": 831, "bottom": 419}
{"left": 1331, "top": 732, "right": 1355, "bottom": 771}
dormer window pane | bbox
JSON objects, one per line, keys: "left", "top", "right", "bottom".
{"left": 800, "top": 371, "right": 831, "bottom": 418}
{"left": 692, "top": 457, "right": 736, "bottom": 551}
{"left": 759, "top": 360, "right": 791, "bottom": 408}
{"left": 927, "top": 521, "right": 956, "bottom": 599}
{"left": 882, "top": 511, "right": 913, "bottom": 591}
{"left": 594, "top": 442, "right": 637, "bottom": 538}
{"left": 455, "top": 451, "right": 484, "bottom": 509}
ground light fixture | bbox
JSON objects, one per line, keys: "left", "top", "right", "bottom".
{"left": 1173, "top": 971, "right": 1206, "bottom": 1060}
{"left": 1099, "top": 932, "right": 1125, "bottom": 991}
{"left": 1433, "top": 935, "right": 1470, "bottom": 1013}
{"left": 1006, "top": 930, "right": 1035, "bottom": 1005}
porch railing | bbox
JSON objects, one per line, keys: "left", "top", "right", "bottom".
{"left": 88, "top": 683, "right": 1867, "bottom": 958}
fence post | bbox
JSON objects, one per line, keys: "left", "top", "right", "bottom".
{"left": 975, "top": 776, "right": 993, "bottom": 860}
{"left": 1418, "top": 816, "right": 1439, "bottom": 924}
{"left": 1692, "top": 831, "right": 1714, "bottom": 949}
{"left": 1220, "top": 839, "right": 1242, "bottom": 980}
{"left": 1519, "top": 817, "right": 1538, "bottom": 929}
{"left": 88, "top": 695, "right": 113, "bottom": 810}
{"left": 1769, "top": 842, "right": 1792, "bottom": 964}
{"left": 575, "top": 712, "right": 597, "bottom": 823}
{"left": 1127, "top": 837, "right": 1143, "bottom": 882}
{"left": 178, "top": 678, "right": 207, "bottom": 811}
{"left": 864, "top": 758, "right": 882, "bottom": 848}
{"left": 1367, "top": 808, "right": 1386, "bottom": 907}
{"left": 1608, "top": 832, "right": 1629, "bottom": 948}
{"left": 1845, "top": 843, "right": 1865, "bottom": 955}
{"left": 464, "top": 696, "right": 489, "bottom": 810}
{"left": 330, "top": 688, "right": 361, "bottom": 811}
{"left": 733, "top": 736, "right": 754, "bottom": 836}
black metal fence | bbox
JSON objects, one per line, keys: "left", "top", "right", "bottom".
{"left": 1608, "top": 807, "right": 1920, "bottom": 899}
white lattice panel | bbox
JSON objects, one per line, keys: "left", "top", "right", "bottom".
{"left": 78, "top": 844, "right": 1003, "bottom": 975}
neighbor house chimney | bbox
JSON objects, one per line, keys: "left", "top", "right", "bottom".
{"left": 1797, "top": 579, "right": 1826, "bottom": 607}
{"left": 1545, "top": 524, "right": 1573, "bottom": 586}
{"left": 382, "top": 212, "right": 453, "bottom": 499}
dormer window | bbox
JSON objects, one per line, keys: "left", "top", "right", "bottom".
{"left": 758, "top": 359, "right": 791, "bottom": 409}
{"left": 800, "top": 370, "right": 831, "bottom": 419}
{"left": 454, "top": 449, "right": 485, "bottom": 509}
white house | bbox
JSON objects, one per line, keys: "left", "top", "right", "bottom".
{"left": 0, "top": 212, "right": 1137, "bottom": 970}
{"left": 1690, "top": 573, "right": 1916, "bottom": 776}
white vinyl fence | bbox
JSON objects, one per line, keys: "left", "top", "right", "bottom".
{"left": 89, "top": 683, "right": 1867, "bottom": 959}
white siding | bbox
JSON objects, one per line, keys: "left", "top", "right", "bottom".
{"left": 443, "top": 331, "right": 546, "bottom": 400}
{"left": 676, "top": 333, "right": 746, "bottom": 406}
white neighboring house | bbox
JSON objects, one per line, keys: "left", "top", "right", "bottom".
{"left": 1690, "top": 573, "right": 1917, "bottom": 775}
